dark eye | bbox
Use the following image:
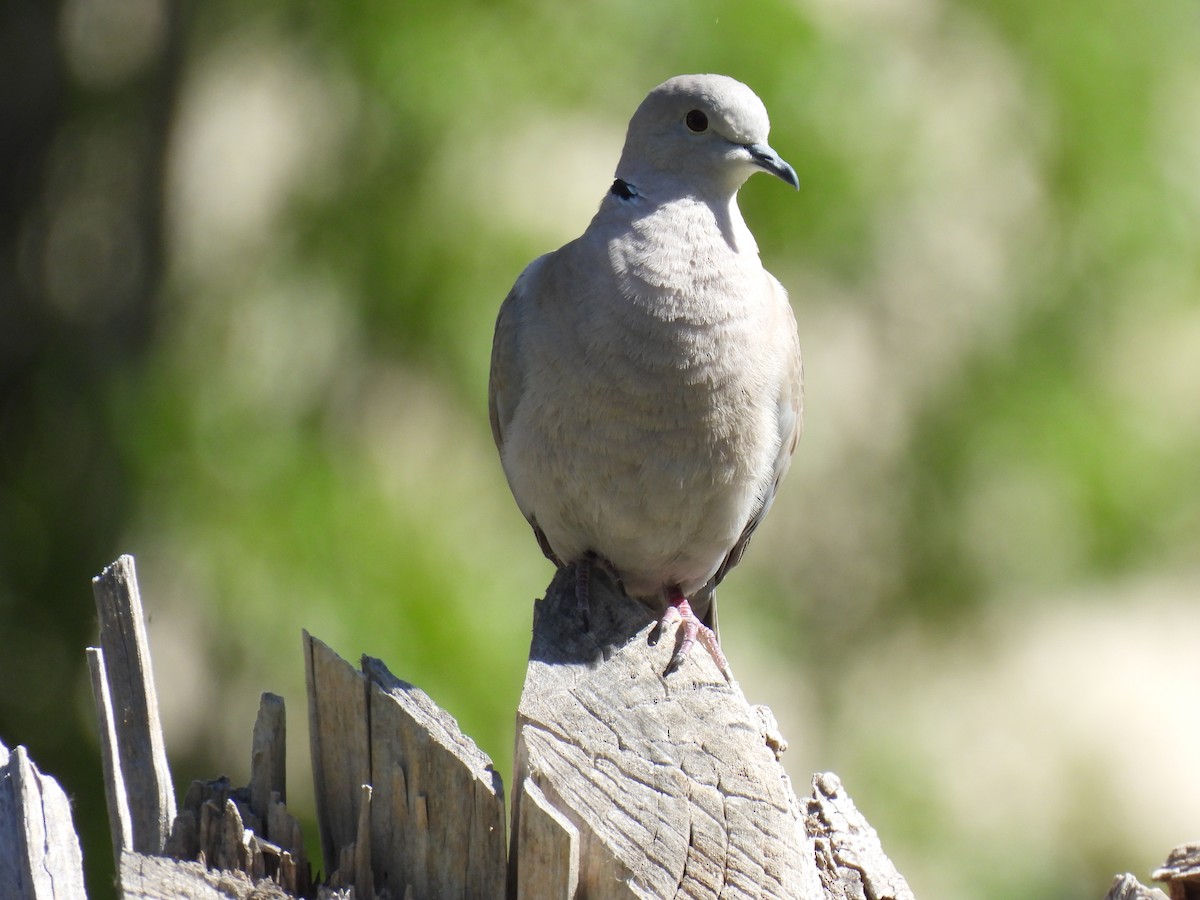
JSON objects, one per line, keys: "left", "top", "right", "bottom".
{"left": 685, "top": 109, "right": 709, "bottom": 133}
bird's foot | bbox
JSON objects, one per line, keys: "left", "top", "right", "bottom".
{"left": 651, "top": 587, "right": 731, "bottom": 681}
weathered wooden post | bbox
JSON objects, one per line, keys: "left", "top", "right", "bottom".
{"left": 509, "top": 565, "right": 815, "bottom": 896}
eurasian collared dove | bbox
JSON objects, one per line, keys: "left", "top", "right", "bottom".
{"left": 489, "top": 74, "right": 802, "bottom": 678}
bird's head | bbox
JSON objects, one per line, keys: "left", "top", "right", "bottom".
{"left": 614, "top": 74, "right": 799, "bottom": 199}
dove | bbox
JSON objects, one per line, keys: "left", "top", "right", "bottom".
{"left": 488, "top": 74, "right": 803, "bottom": 678}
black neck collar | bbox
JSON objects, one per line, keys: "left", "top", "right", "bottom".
{"left": 610, "top": 178, "right": 638, "bottom": 200}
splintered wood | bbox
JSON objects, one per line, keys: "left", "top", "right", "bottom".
{"left": 162, "top": 749, "right": 309, "bottom": 894}
{"left": 87, "top": 556, "right": 310, "bottom": 899}
{"left": 1152, "top": 844, "right": 1200, "bottom": 900}
{"left": 118, "top": 851, "right": 294, "bottom": 900}
{"left": 90, "top": 554, "right": 177, "bottom": 857}
{"left": 304, "top": 632, "right": 508, "bottom": 898}
{"left": 0, "top": 740, "right": 87, "bottom": 898}
{"left": 1104, "top": 874, "right": 1171, "bottom": 900}
{"left": 1, "top": 552, "right": 942, "bottom": 899}
{"left": 806, "top": 772, "right": 914, "bottom": 900}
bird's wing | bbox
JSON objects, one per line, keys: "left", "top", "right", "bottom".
{"left": 489, "top": 255, "right": 566, "bottom": 564}
{"left": 696, "top": 274, "right": 804, "bottom": 635}
{"left": 488, "top": 255, "right": 549, "bottom": 453}
{"left": 487, "top": 286, "right": 519, "bottom": 454}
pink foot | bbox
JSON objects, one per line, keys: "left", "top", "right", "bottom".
{"left": 652, "top": 586, "right": 731, "bottom": 680}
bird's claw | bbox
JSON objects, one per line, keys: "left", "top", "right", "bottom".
{"left": 654, "top": 593, "right": 731, "bottom": 681}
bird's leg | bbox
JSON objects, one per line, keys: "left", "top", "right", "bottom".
{"left": 572, "top": 553, "right": 624, "bottom": 631}
{"left": 574, "top": 556, "right": 592, "bottom": 631}
{"left": 652, "top": 585, "right": 732, "bottom": 681}
{"left": 593, "top": 555, "right": 625, "bottom": 594}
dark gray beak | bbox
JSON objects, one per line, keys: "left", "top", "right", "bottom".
{"left": 747, "top": 142, "right": 800, "bottom": 190}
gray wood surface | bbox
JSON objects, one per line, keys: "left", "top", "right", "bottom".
{"left": 250, "top": 692, "right": 287, "bottom": 833}
{"left": 305, "top": 632, "right": 508, "bottom": 898}
{"left": 1104, "top": 873, "right": 1170, "bottom": 900}
{"left": 805, "top": 772, "right": 914, "bottom": 900}
{"left": 119, "top": 851, "right": 293, "bottom": 900}
{"left": 88, "top": 645, "right": 134, "bottom": 867}
{"left": 1153, "top": 842, "right": 1200, "bottom": 900}
{"left": 512, "top": 565, "right": 826, "bottom": 899}
{"left": 516, "top": 775, "right": 582, "bottom": 899}
{"left": 305, "top": 628, "right": 371, "bottom": 878}
{"left": 91, "top": 554, "right": 176, "bottom": 855}
{"left": 362, "top": 653, "right": 508, "bottom": 899}
{"left": 0, "top": 740, "right": 87, "bottom": 899}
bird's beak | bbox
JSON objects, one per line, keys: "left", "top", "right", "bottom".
{"left": 746, "top": 143, "right": 800, "bottom": 190}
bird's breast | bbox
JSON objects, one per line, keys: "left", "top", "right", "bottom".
{"left": 510, "top": 275, "right": 778, "bottom": 597}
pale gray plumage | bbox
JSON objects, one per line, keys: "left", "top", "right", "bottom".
{"left": 489, "top": 74, "right": 803, "bottom": 676}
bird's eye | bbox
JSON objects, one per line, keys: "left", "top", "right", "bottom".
{"left": 685, "top": 109, "right": 709, "bottom": 133}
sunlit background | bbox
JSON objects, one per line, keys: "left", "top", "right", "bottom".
{"left": 2, "top": 0, "right": 1198, "bottom": 897}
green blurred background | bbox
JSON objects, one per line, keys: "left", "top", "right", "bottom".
{"left": 3, "top": 0, "right": 1199, "bottom": 896}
